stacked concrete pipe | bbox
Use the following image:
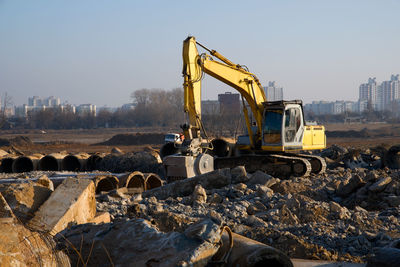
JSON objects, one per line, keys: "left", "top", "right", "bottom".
{"left": 12, "top": 154, "right": 43, "bottom": 173}
{"left": 38, "top": 153, "right": 66, "bottom": 171}
{"left": 93, "top": 175, "right": 120, "bottom": 194}
{"left": 86, "top": 153, "right": 107, "bottom": 171}
{"left": 61, "top": 153, "right": 90, "bottom": 171}
{"left": 144, "top": 173, "right": 163, "bottom": 190}
{"left": 119, "top": 171, "right": 164, "bottom": 193}
{"left": 1, "top": 156, "right": 17, "bottom": 173}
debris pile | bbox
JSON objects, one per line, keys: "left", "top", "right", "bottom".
{"left": 94, "top": 166, "right": 400, "bottom": 263}
{"left": 0, "top": 144, "right": 400, "bottom": 265}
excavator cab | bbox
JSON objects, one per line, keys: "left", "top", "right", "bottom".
{"left": 262, "top": 100, "right": 325, "bottom": 152}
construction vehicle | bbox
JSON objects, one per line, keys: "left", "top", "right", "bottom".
{"left": 161, "top": 36, "right": 326, "bottom": 180}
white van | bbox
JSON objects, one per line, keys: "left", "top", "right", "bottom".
{"left": 164, "top": 133, "right": 181, "bottom": 144}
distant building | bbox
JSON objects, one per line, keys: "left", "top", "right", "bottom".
{"left": 218, "top": 92, "right": 240, "bottom": 114}
{"left": 76, "top": 104, "right": 96, "bottom": 116}
{"left": 28, "top": 96, "right": 60, "bottom": 107}
{"left": 201, "top": 100, "right": 219, "bottom": 115}
{"left": 263, "top": 81, "right": 283, "bottom": 101}
{"left": 304, "top": 100, "right": 357, "bottom": 115}
{"left": 358, "top": 75, "right": 400, "bottom": 111}
{"left": 120, "top": 103, "right": 136, "bottom": 110}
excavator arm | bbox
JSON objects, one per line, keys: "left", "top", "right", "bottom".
{"left": 182, "top": 36, "right": 267, "bottom": 148}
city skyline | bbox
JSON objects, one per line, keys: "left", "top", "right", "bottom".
{"left": 1, "top": 1, "right": 399, "bottom": 107}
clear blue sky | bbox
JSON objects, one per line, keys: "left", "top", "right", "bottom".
{"left": 1, "top": 0, "right": 399, "bottom": 107}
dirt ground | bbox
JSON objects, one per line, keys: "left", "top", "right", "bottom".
{"left": 1, "top": 123, "right": 400, "bottom": 154}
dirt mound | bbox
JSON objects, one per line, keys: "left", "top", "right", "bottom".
{"left": 0, "top": 136, "right": 33, "bottom": 147}
{"left": 326, "top": 128, "right": 373, "bottom": 138}
{"left": 95, "top": 133, "right": 164, "bottom": 146}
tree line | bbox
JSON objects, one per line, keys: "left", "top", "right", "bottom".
{"left": 7, "top": 88, "right": 246, "bottom": 137}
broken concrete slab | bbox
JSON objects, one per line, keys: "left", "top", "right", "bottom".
{"left": 30, "top": 177, "right": 96, "bottom": 234}
{"left": 57, "top": 218, "right": 223, "bottom": 266}
{"left": 89, "top": 211, "right": 111, "bottom": 224}
{"left": 368, "top": 176, "right": 392, "bottom": 193}
{"left": 0, "top": 192, "right": 70, "bottom": 266}
{"left": 0, "top": 182, "right": 52, "bottom": 223}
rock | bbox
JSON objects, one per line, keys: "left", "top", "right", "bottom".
{"left": 246, "top": 201, "right": 267, "bottom": 215}
{"left": 208, "top": 193, "right": 223, "bottom": 204}
{"left": 369, "top": 177, "right": 392, "bottom": 193}
{"left": 384, "top": 195, "right": 400, "bottom": 207}
{"left": 337, "top": 174, "right": 365, "bottom": 197}
{"left": 35, "top": 175, "right": 54, "bottom": 191}
{"left": 365, "top": 171, "right": 379, "bottom": 182}
{"left": 192, "top": 184, "right": 207, "bottom": 204}
{"left": 231, "top": 166, "right": 249, "bottom": 183}
{"left": 367, "top": 247, "right": 400, "bottom": 267}
{"left": 89, "top": 211, "right": 111, "bottom": 224}
{"left": 330, "top": 201, "right": 351, "bottom": 220}
{"left": 30, "top": 177, "right": 96, "bottom": 234}
{"left": 255, "top": 185, "right": 274, "bottom": 198}
{"left": 248, "top": 171, "right": 276, "bottom": 187}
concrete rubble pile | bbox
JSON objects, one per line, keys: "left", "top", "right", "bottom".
{"left": 0, "top": 144, "right": 400, "bottom": 266}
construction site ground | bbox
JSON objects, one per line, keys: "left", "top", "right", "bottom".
{"left": 2, "top": 123, "right": 400, "bottom": 154}
{"left": 1, "top": 123, "right": 400, "bottom": 266}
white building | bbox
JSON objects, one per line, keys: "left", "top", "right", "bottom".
{"left": 76, "top": 104, "right": 96, "bottom": 116}
{"left": 358, "top": 75, "right": 400, "bottom": 111}
{"left": 263, "top": 81, "right": 283, "bottom": 101}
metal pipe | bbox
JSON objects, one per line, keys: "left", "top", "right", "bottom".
{"left": 12, "top": 154, "right": 43, "bottom": 173}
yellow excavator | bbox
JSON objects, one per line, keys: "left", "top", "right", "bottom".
{"left": 162, "top": 36, "right": 326, "bottom": 180}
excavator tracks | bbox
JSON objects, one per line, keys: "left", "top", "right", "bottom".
{"left": 288, "top": 154, "right": 327, "bottom": 175}
{"left": 214, "top": 154, "right": 312, "bottom": 178}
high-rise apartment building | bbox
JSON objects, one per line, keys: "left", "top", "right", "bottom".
{"left": 359, "top": 78, "right": 377, "bottom": 109}
{"left": 359, "top": 75, "right": 400, "bottom": 111}
{"left": 263, "top": 81, "right": 283, "bottom": 101}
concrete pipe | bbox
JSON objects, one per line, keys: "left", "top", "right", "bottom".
{"left": 1, "top": 157, "right": 17, "bottom": 173}
{"left": 144, "top": 173, "right": 163, "bottom": 190}
{"left": 12, "top": 154, "right": 43, "bottom": 173}
{"left": 61, "top": 153, "right": 90, "bottom": 171}
{"left": 94, "top": 175, "right": 119, "bottom": 194}
{"left": 160, "top": 142, "right": 180, "bottom": 159}
{"left": 124, "top": 172, "right": 146, "bottom": 193}
{"left": 210, "top": 138, "right": 233, "bottom": 157}
{"left": 38, "top": 153, "right": 66, "bottom": 171}
{"left": 214, "top": 231, "right": 293, "bottom": 267}
{"left": 86, "top": 153, "right": 106, "bottom": 171}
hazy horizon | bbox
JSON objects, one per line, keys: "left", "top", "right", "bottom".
{"left": 1, "top": 0, "right": 399, "bottom": 107}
